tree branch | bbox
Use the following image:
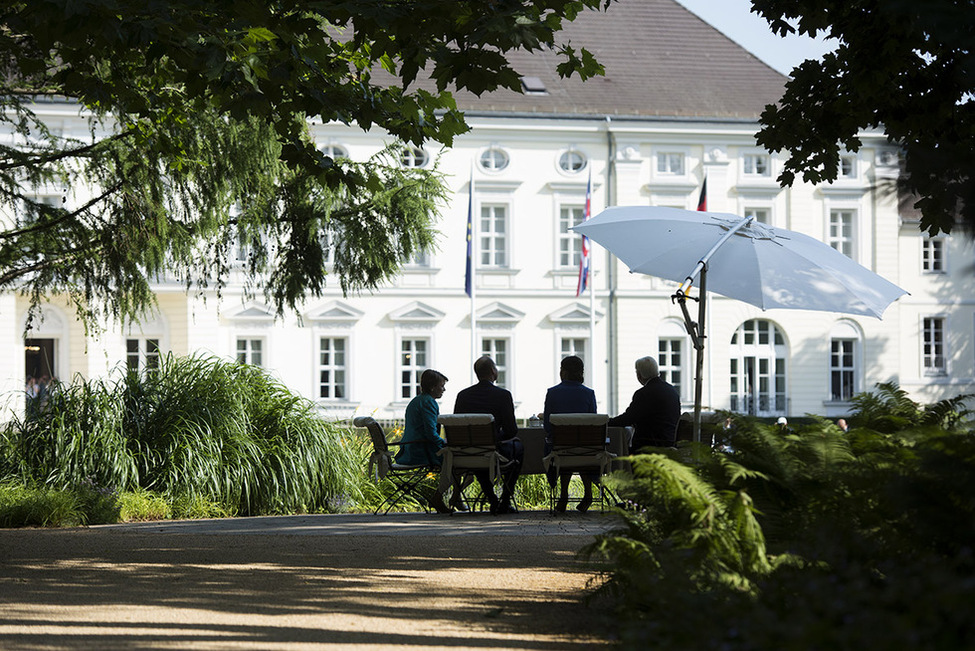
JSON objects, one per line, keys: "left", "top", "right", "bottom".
{"left": 0, "top": 129, "right": 136, "bottom": 172}
{"left": 0, "top": 181, "right": 125, "bottom": 240}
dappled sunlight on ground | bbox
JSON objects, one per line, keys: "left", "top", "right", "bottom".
{"left": 0, "top": 512, "right": 616, "bottom": 649}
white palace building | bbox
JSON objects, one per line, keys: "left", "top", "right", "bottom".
{"left": 2, "top": 0, "right": 973, "bottom": 424}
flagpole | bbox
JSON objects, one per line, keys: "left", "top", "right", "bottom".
{"left": 466, "top": 159, "right": 477, "bottom": 384}
{"left": 587, "top": 169, "right": 595, "bottom": 378}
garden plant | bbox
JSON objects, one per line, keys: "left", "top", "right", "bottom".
{"left": 585, "top": 383, "right": 975, "bottom": 649}
{"left": 1, "top": 354, "right": 368, "bottom": 523}
{"left": 1, "top": 354, "right": 556, "bottom": 525}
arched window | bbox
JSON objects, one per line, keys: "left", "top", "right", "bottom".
{"left": 479, "top": 147, "right": 509, "bottom": 171}
{"left": 729, "top": 319, "right": 788, "bottom": 416}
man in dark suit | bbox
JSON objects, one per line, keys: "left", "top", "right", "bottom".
{"left": 454, "top": 356, "right": 524, "bottom": 514}
{"left": 609, "top": 356, "right": 681, "bottom": 452}
{"left": 543, "top": 355, "right": 598, "bottom": 512}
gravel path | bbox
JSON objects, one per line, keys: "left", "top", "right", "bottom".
{"left": 0, "top": 511, "right": 619, "bottom": 650}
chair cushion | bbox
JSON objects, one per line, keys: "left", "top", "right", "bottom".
{"left": 549, "top": 413, "right": 609, "bottom": 426}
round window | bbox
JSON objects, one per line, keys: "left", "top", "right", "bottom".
{"left": 559, "top": 150, "right": 587, "bottom": 173}
{"left": 479, "top": 148, "right": 510, "bottom": 171}
{"left": 320, "top": 144, "right": 348, "bottom": 159}
{"left": 400, "top": 147, "right": 429, "bottom": 168}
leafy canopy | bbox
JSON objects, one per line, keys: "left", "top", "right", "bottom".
{"left": 752, "top": 0, "right": 975, "bottom": 236}
{"left": 0, "top": 0, "right": 610, "bottom": 325}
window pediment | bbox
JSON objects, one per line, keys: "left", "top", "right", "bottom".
{"left": 477, "top": 302, "right": 525, "bottom": 325}
{"left": 547, "top": 303, "right": 602, "bottom": 325}
{"left": 226, "top": 303, "right": 275, "bottom": 323}
{"left": 305, "top": 301, "right": 364, "bottom": 324}
{"left": 389, "top": 301, "right": 445, "bottom": 324}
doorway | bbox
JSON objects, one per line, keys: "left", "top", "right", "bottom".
{"left": 25, "top": 338, "right": 56, "bottom": 381}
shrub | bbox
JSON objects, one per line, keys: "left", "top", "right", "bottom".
{"left": 0, "top": 481, "right": 82, "bottom": 527}
{"left": 0, "top": 354, "right": 366, "bottom": 516}
{"left": 118, "top": 489, "right": 171, "bottom": 521}
{"left": 585, "top": 385, "right": 975, "bottom": 649}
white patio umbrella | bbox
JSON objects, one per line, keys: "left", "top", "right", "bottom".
{"left": 573, "top": 205, "right": 908, "bottom": 442}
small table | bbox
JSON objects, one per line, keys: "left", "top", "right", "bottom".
{"left": 519, "top": 426, "right": 547, "bottom": 475}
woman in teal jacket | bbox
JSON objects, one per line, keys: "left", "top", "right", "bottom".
{"left": 395, "top": 369, "right": 448, "bottom": 467}
{"left": 394, "top": 368, "right": 454, "bottom": 512}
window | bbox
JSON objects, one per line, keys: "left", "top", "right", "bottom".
{"left": 558, "top": 150, "right": 587, "bottom": 173}
{"left": 839, "top": 155, "right": 857, "bottom": 179}
{"left": 320, "top": 144, "right": 348, "bottom": 159}
{"left": 479, "top": 204, "right": 507, "bottom": 268}
{"left": 743, "top": 154, "right": 771, "bottom": 177}
{"left": 560, "top": 337, "right": 587, "bottom": 372}
{"left": 236, "top": 338, "right": 264, "bottom": 367}
{"left": 319, "top": 337, "right": 347, "bottom": 399}
{"left": 318, "top": 228, "right": 338, "bottom": 267}
{"left": 399, "top": 338, "right": 429, "bottom": 399}
{"left": 479, "top": 148, "right": 509, "bottom": 171}
{"left": 22, "top": 194, "right": 62, "bottom": 226}
{"left": 126, "top": 338, "right": 160, "bottom": 374}
{"left": 744, "top": 207, "right": 770, "bottom": 224}
{"left": 481, "top": 338, "right": 509, "bottom": 389}
{"left": 406, "top": 249, "right": 431, "bottom": 268}
{"left": 235, "top": 232, "right": 252, "bottom": 264}
{"left": 657, "top": 152, "right": 684, "bottom": 175}
{"left": 400, "top": 147, "right": 428, "bottom": 168}
{"left": 922, "top": 237, "right": 945, "bottom": 273}
{"left": 830, "top": 339, "right": 856, "bottom": 401}
{"left": 922, "top": 317, "right": 946, "bottom": 375}
{"left": 729, "top": 320, "right": 787, "bottom": 416}
{"left": 558, "top": 205, "right": 586, "bottom": 268}
{"left": 828, "top": 209, "right": 855, "bottom": 258}
{"left": 658, "top": 339, "right": 684, "bottom": 399}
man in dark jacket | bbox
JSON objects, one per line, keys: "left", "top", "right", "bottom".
{"left": 609, "top": 356, "right": 681, "bottom": 452}
{"left": 454, "top": 356, "right": 524, "bottom": 514}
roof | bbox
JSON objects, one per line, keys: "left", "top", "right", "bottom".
{"left": 450, "top": 0, "right": 787, "bottom": 120}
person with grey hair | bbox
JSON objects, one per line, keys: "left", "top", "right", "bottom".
{"left": 609, "top": 355, "right": 681, "bottom": 452}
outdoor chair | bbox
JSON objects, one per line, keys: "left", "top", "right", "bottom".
{"left": 436, "top": 414, "right": 509, "bottom": 511}
{"left": 355, "top": 416, "right": 439, "bottom": 514}
{"left": 543, "top": 413, "right": 615, "bottom": 511}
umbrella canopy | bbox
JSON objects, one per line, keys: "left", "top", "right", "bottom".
{"left": 574, "top": 206, "right": 907, "bottom": 318}
{"left": 574, "top": 205, "right": 908, "bottom": 443}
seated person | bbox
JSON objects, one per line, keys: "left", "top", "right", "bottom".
{"left": 609, "top": 355, "right": 680, "bottom": 452}
{"left": 454, "top": 356, "right": 524, "bottom": 515}
{"left": 543, "top": 355, "right": 598, "bottom": 513}
{"left": 394, "top": 368, "right": 456, "bottom": 513}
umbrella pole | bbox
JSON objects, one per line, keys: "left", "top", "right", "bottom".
{"left": 673, "top": 264, "right": 707, "bottom": 444}
{"left": 693, "top": 266, "right": 707, "bottom": 444}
